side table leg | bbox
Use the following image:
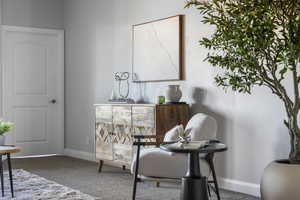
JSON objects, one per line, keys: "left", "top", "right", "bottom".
{"left": 181, "top": 152, "right": 209, "bottom": 200}
{"left": 0, "top": 155, "right": 4, "bottom": 197}
{"left": 7, "top": 153, "right": 14, "bottom": 198}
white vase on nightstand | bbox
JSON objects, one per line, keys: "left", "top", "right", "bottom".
{"left": 165, "top": 85, "right": 182, "bottom": 103}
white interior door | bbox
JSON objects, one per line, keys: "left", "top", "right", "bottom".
{"left": 2, "top": 26, "right": 64, "bottom": 156}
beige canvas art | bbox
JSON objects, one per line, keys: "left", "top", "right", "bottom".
{"left": 132, "top": 15, "right": 184, "bottom": 82}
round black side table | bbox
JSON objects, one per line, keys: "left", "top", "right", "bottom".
{"left": 160, "top": 141, "right": 227, "bottom": 200}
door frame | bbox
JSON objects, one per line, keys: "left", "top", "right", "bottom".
{"left": 1, "top": 25, "right": 65, "bottom": 155}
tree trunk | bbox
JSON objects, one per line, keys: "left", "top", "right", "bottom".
{"left": 288, "top": 117, "right": 300, "bottom": 163}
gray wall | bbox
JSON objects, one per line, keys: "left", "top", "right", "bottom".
{"left": 64, "top": 0, "right": 290, "bottom": 190}
{"left": 2, "top": 0, "right": 64, "bottom": 29}
{"left": 64, "top": 0, "right": 114, "bottom": 153}
{"left": 113, "top": 0, "right": 291, "bottom": 189}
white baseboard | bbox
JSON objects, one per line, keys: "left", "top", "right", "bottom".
{"left": 64, "top": 148, "right": 96, "bottom": 162}
{"left": 218, "top": 177, "right": 260, "bottom": 197}
{"left": 64, "top": 148, "right": 260, "bottom": 197}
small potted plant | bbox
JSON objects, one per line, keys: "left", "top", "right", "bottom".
{"left": 0, "top": 120, "right": 14, "bottom": 146}
{"left": 186, "top": 0, "right": 300, "bottom": 199}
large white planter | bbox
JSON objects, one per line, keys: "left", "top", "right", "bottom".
{"left": 261, "top": 160, "right": 300, "bottom": 200}
{"left": 0, "top": 135, "right": 5, "bottom": 146}
{"left": 165, "top": 85, "right": 182, "bottom": 103}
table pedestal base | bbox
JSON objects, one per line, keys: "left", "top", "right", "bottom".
{"left": 181, "top": 176, "right": 208, "bottom": 200}
{"left": 160, "top": 142, "right": 227, "bottom": 200}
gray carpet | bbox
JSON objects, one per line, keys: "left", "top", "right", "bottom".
{"left": 0, "top": 169, "right": 97, "bottom": 200}
{"left": 7, "top": 156, "right": 259, "bottom": 200}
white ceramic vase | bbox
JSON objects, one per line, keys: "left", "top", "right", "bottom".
{"left": 0, "top": 135, "right": 5, "bottom": 146}
{"left": 165, "top": 85, "right": 182, "bottom": 103}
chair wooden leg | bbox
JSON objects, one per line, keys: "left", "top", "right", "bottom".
{"left": 207, "top": 154, "right": 221, "bottom": 200}
{"left": 7, "top": 153, "right": 14, "bottom": 198}
{"left": 0, "top": 155, "right": 4, "bottom": 197}
{"left": 98, "top": 160, "right": 104, "bottom": 173}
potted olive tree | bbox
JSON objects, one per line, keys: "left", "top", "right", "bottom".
{"left": 0, "top": 120, "right": 14, "bottom": 146}
{"left": 186, "top": 0, "right": 300, "bottom": 199}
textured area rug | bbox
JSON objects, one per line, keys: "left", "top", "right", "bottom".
{"left": 0, "top": 169, "right": 98, "bottom": 200}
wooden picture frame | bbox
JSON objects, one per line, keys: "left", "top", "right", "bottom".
{"left": 132, "top": 15, "right": 184, "bottom": 82}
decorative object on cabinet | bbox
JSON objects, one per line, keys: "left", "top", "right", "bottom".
{"left": 165, "top": 85, "right": 182, "bottom": 103}
{"left": 109, "top": 72, "right": 135, "bottom": 104}
{"left": 94, "top": 104, "right": 190, "bottom": 171}
{"left": 132, "top": 15, "right": 184, "bottom": 82}
{"left": 157, "top": 96, "right": 165, "bottom": 104}
{"left": 115, "top": 72, "right": 129, "bottom": 99}
{"left": 110, "top": 90, "right": 118, "bottom": 101}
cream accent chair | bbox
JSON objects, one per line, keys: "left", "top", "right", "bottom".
{"left": 131, "top": 113, "right": 221, "bottom": 200}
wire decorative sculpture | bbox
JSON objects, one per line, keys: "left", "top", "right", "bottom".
{"left": 114, "top": 72, "right": 130, "bottom": 99}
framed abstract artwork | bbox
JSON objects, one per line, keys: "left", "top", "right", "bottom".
{"left": 132, "top": 15, "right": 184, "bottom": 82}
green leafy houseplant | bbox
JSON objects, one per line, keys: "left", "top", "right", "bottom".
{"left": 0, "top": 120, "right": 14, "bottom": 136}
{"left": 185, "top": 0, "right": 300, "bottom": 163}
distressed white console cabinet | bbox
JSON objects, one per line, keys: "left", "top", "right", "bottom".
{"left": 94, "top": 104, "right": 190, "bottom": 171}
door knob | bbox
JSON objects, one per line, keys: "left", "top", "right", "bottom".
{"left": 50, "top": 99, "right": 57, "bottom": 104}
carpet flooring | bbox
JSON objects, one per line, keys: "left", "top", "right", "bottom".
{"left": 0, "top": 169, "right": 97, "bottom": 200}
{"left": 6, "top": 156, "right": 259, "bottom": 200}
